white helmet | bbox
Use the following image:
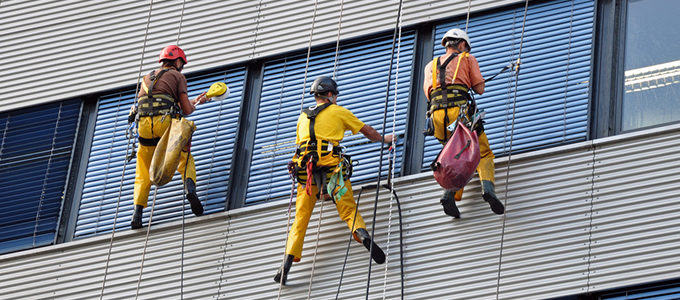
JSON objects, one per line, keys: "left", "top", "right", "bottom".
{"left": 441, "top": 28, "right": 471, "bottom": 51}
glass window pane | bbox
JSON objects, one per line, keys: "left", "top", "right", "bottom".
{"left": 622, "top": 0, "right": 680, "bottom": 131}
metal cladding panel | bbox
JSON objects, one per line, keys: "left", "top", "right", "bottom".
{"left": 74, "top": 68, "right": 246, "bottom": 238}
{"left": 245, "top": 32, "right": 414, "bottom": 204}
{"left": 1, "top": 132, "right": 641, "bottom": 299}
{"left": 0, "top": 99, "right": 81, "bottom": 254}
{"left": 423, "top": 0, "right": 594, "bottom": 169}
{"left": 587, "top": 127, "right": 680, "bottom": 292}
{"left": 0, "top": 0, "right": 522, "bottom": 113}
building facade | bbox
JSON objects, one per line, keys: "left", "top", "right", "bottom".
{"left": 1, "top": 0, "right": 679, "bottom": 299}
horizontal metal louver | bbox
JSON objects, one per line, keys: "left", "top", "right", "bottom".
{"left": 0, "top": 0, "right": 524, "bottom": 114}
{"left": 74, "top": 68, "right": 246, "bottom": 238}
{"left": 2, "top": 124, "right": 680, "bottom": 300}
{"left": 423, "top": 0, "right": 593, "bottom": 169}
{"left": 245, "top": 32, "right": 415, "bottom": 204}
{"left": 0, "top": 99, "right": 81, "bottom": 254}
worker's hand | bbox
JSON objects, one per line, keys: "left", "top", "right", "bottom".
{"left": 192, "top": 92, "right": 209, "bottom": 106}
{"left": 383, "top": 134, "right": 395, "bottom": 144}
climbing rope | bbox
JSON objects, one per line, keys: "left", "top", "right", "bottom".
{"left": 382, "top": 2, "right": 403, "bottom": 298}
{"left": 176, "top": 2, "right": 188, "bottom": 298}
{"left": 307, "top": 199, "right": 325, "bottom": 299}
{"left": 277, "top": 0, "right": 320, "bottom": 298}
{"left": 133, "top": 0, "right": 189, "bottom": 297}
{"left": 332, "top": 0, "right": 345, "bottom": 80}
{"left": 176, "top": 0, "right": 186, "bottom": 46}
{"left": 210, "top": 70, "right": 230, "bottom": 299}
{"left": 276, "top": 57, "right": 292, "bottom": 300}
{"left": 562, "top": 0, "right": 575, "bottom": 144}
{"left": 99, "top": 0, "right": 154, "bottom": 298}
{"left": 298, "top": 0, "right": 320, "bottom": 113}
{"left": 495, "top": 0, "right": 529, "bottom": 299}
{"left": 305, "top": 1, "right": 347, "bottom": 297}
{"left": 465, "top": 0, "right": 472, "bottom": 32}
{"left": 134, "top": 186, "right": 159, "bottom": 299}
{"left": 365, "top": 0, "right": 403, "bottom": 298}
{"left": 32, "top": 102, "right": 62, "bottom": 246}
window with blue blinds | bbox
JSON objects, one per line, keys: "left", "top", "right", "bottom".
{"left": 0, "top": 99, "right": 81, "bottom": 254}
{"left": 246, "top": 32, "right": 415, "bottom": 204}
{"left": 423, "top": 0, "right": 594, "bottom": 169}
{"left": 601, "top": 282, "right": 680, "bottom": 300}
{"left": 74, "top": 68, "right": 246, "bottom": 238}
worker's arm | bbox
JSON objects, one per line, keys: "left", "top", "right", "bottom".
{"left": 178, "top": 92, "right": 208, "bottom": 115}
{"left": 359, "top": 124, "right": 394, "bottom": 144}
{"left": 178, "top": 94, "right": 195, "bottom": 115}
{"left": 472, "top": 82, "right": 485, "bottom": 95}
{"left": 469, "top": 55, "right": 485, "bottom": 95}
{"left": 423, "top": 62, "right": 433, "bottom": 100}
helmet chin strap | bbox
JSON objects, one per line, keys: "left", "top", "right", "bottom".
{"left": 316, "top": 93, "right": 334, "bottom": 103}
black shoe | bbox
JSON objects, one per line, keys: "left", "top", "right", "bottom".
{"left": 184, "top": 178, "right": 203, "bottom": 216}
{"left": 440, "top": 190, "right": 460, "bottom": 218}
{"left": 131, "top": 205, "right": 144, "bottom": 229}
{"left": 481, "top": 180, "right": 505, "bottom": 215}
{"left": 354, "top": 228, "right": 385, "bottom": 264}
{"left": 274, "top": 254, "right": 294, "bottom": 285}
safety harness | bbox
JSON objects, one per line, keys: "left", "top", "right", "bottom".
{"left": 290, "top": 103, "right": 352, "bottom": 202}
{"left": 135, "top": 68, "right": 183, "bottom": 146}
{"left": 424, "top": 52, "right": 485, "bottom": 140}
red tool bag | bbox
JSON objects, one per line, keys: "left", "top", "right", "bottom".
{"left": 430, "top": 123, "right": 480, "bottom": 191}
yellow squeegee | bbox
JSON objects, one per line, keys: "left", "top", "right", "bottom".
{"left": 206, "top": 82, "right": 229, "bottom": 101}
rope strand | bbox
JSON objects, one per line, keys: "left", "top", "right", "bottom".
{"left": 100, "top": 0, "right": 154, "bottom": 297}
{"left": 332, "top": 0, "right": 345, "bottom": 80}
{"left": 382, "top": 4, "right": 403, "bottom": 298}
{"left": 496, "top": 1, "right": 529, "bottom": 299}
{"left": 278, "top": 0, "right": 319, "bottom": 297}
{"left": 32, "top": 102, "right": 62, "bottom": 246}
{"left": 307, "top": 200, "right": 325, "bottom": 299}
{"left": 366, "top": 0, "right": 403, "bottom": 298}
{"left": 134, "top": 186, "right": 159, "bottom": 299}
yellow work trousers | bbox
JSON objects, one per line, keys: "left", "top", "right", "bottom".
{"left": 285, "top": 180, "right": 366, "bottom": 262}
{"left": 433, "top": 106, "right": 495, "bottom": 200}
{"left": 133, "top": 115, "right": 197, "bottom": 208}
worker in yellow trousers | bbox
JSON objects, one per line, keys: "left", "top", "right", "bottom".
{"left": 422, "top": 28, "right": 504, "bottom": 218}
{"left": 130, "top": 45, "right": 209, "bottom": 229}
{"left": 274, "top": 76, "right": 394, "bottom": 285}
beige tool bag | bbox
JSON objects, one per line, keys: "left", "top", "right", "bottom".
{"left": 150, "top": 117, "right": 196, "bottom": 186}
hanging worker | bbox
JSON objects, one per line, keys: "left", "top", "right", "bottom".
{"left": 274, "top": 76, "right": 395, "bottom": 285}
{"left": 130, "top": 45, "right": 209, "bottom": 229}
{"left": 422, "top": 28, "right": 505, "bottom": 218}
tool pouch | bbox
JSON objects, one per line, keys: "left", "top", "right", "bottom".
{"left": 150, "top": 117, "right": 196, "bottom": 186}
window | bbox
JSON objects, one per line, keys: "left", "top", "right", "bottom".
{"left": 600, "top": 280, "right": 680, "bottom": 299}
{"left": 621, "top": 0, "right": 680, "bottom": 131}
{"left": 0, "top": 99, "right": 81, "bottom": 254}
{"left": 423, "top": 0, "right": 594, "bottom": 169}
{"left": 73, "top": 68, "right": 246, "bottom": 238}
{"left": 245, "top": 32, "right": 415, "bottom": 204}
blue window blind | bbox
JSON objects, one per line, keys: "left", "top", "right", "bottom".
{"left": 74, "top": 68, "right": 246, "bottom": 238}
{"left": 0, "top": 99, "right": 81, "bottom": 254}
{"left": 246, "top": 32, "right": 415, "bottom": 204}
{"left": 423, "top": 0, "right": 594, "bottom": 169}
{"left": 602, "top": 283, "right": 680, "bottom": 300}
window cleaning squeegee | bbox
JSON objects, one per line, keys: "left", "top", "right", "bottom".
{"left": 206, "top": 82, "right": 230, "bottom": 101}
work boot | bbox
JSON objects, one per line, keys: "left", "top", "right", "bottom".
{"left": 274, "top": 254, "right": 294, "bottom": 285}
{"left": 440, "top": 190, "right": 460, "bottom": 218}
{"left": 131, "top": 205, "right": 144, "bottom": 229}
{"left": 184, "top": 178, "right": 203, "bottom": 216}
{"left": 481, "top": 180, "right": 505, "bottom": 215}
{"left": 354, "top": 228, "right": 385, "bottom": 264}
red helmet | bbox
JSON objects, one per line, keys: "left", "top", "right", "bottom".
{"left": 158, "top": 45, "right": 187, "bottom": 64}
